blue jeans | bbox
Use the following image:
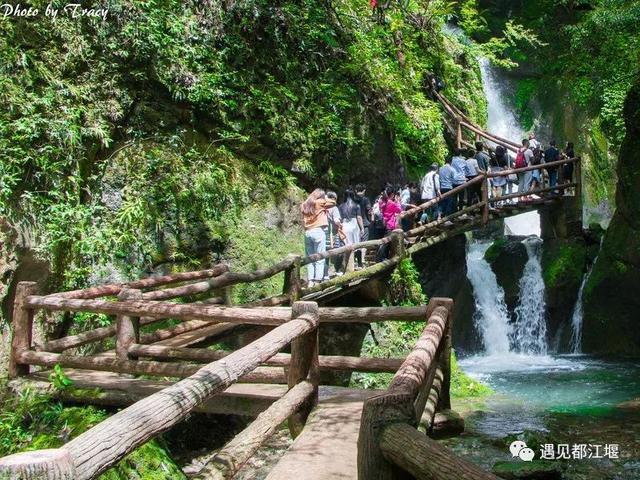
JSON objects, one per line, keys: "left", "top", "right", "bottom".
{"left": 440, "top": 188, "right": 454, "bottom": 216}
{"left": 549, "top": 170, "right": 558, "bottom": 191}
{"left": 305, "top": 227, "right": 326, "bottom": 282}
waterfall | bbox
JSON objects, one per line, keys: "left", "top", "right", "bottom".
{"left": 512, "top": 238, "right": 548, "bottom": 354}
{"left": 569, "top": 276, "right": 587, "bottom": 353}
{"left": 465, "top": 242, "right": 512, "bottom": 354}
{"left": 569, "top": 239, "right": 603, "bottom": 353}
{"left": 479, "top": 58, "right": 526, "bottom": 144}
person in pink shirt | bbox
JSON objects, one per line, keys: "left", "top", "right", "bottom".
{"left": 379, "top": 186, "right": 402, "bottom": 233}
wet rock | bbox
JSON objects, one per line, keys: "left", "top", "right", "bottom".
{"left": 492, "top": 460, "right": 563, "bottom": 480}
{"left": 486, "top": 235, "right": 528, "bottom": 313}
{"left": 540, "top": 238, "right": 587, "bottom": 352}
{"left": 617, "top": 397, "right": 640, "bottom": 412}
{"left": 583, "top": 78, "right": 640, "bottom": 356}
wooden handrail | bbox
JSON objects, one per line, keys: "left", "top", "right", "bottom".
{"left": 34, "top": 305, "right": 428, "bottom": 354}
{"left": 300, "top": 237, "right": 391, "bottom": 265}
{"left": 487, "top": 156, "right": 579, "bottom": 177}
{"left": 357, "top": 299, "right": 455, "bottom": 480}
{"left": 402, "top": 156, "right": 581, "bottom": 222}
{"left": 400, "top": 175, "right": 485, "bottom": 219}
{"left": 142, "top": 255, "right": 298, "bottom": 301}
{"left": 491, "top": 182, "right": 576, "bottom": 203}
{"left": 388, "top": 305, "right": 448, "bottom": 399}
{"left": 0, "top": 304, "right": 320, "bottom": 479}
{"left": 48, "top": 265, "right": 230, "bottom": 300}
{"left": 129, "top": 344, "right": 404, "bottom": 373}
{"left": 380, "top": 423, "right": 499, "bottom": 480}
{"left": 25, "top": 297, "right": 292, "bottom": 325}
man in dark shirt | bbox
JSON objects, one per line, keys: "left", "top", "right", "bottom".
{"left": 355, "top": 184, "right": 372, "bottom": 268}
{"left": 544, "top": 140, "right": 560, "bottom": 194}
{"left": 474, "top": 142, "right": 490, "bottom": 173}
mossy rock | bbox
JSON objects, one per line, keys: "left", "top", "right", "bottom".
{"left": 486, "top": 236, "right": 528, "bottom": 312}
{"left": 492, "top": 460, "right": 562, "bottom": 480}
{"left": 582, "top": 78, "right": 640, "bottom": 356}
{"left": 540, "top": 240, "right": 587, "bottom": 291}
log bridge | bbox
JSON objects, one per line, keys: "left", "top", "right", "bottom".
{"left": 2, "top": 282, "right": 494, "bottom": 480}
{"left": 0, "top": 91, "right": 581, "bottom": 479}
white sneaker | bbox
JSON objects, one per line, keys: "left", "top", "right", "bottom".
{"left": 335, "top": 272, "right": 344, "bottom": 277}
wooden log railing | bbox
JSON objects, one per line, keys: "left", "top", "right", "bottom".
{"left": 1, "top": 299, "right": 323, "bottom": 479}
{"left": 3, "top": 281, "right": 460, "bottom": 479}
{"left": 357, "top": 298, "right": 498, "bottom": 480}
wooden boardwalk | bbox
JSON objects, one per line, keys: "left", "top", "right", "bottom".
{"left": 266, "top": 387, "right": 382, "bottom": 480}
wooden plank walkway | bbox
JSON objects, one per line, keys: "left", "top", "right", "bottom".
{"left": 265, "top": 387, "right": 382, "bottom": 480}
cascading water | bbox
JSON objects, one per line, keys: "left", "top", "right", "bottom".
{"left": 479, "top": 57, "right": 540, "bottom": 237}
{"left": 569, "top": 238, "right": 603, "bottom": 353}
{"left": 479, "top": 58, "right": 525, "bottom": 144}
{"left": 569, "top": 276, "right": 587, "bottom": 353}
{"left": 465, "top": 242, "right": 512, "bottom": 355}
{"left": 512, "top": 238, "right": 548, "bottom": 355}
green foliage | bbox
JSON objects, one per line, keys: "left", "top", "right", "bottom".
{"left": 225, "top": 188, "right": 305, "bottom": 304}
{"left": 48, "top": 365, "right": 74, "bottom": 391}
{"left": 515, "top": 79, "right": 537, "bottom": 131}
{"left": 484, "top": 0, "right": 639, "bottom": 151}
{"left": 450, "top": 350, "right": 493, "bottom": 397}
{"left": 0, "top": 0, "right": 489, "bottom": 301}
{"left": 387, "top": 258, "right": 427, "bottom": 306}
{"left": 0, "top": 389, "right": 185, "bottom": 478}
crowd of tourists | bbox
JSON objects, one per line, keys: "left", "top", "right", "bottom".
{"left": 300, "top": 135, "right": 576, "bottom": 286}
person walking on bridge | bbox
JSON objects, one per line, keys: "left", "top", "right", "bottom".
{"left": 544, "top": 140, "right": 560, "bottom": 194}
{"left": 339, "top": 188, "right": 364, "bottom": 273}
{"left": 451, "top": 150, "right": 468, "bottom": 211}
{"left": 490, "top": 145, "right": 509, "bottom": 203}
{"left": 301, "top": 189, "right": 336, "bottom": 287}
{"left": 439, "top": 157, "right": 456, "bottom": 217}
{"left": 562, "top": 142, "right": 576, "bottom": 194}
{"left": 420, "top": 163, "right": 441, "bottom": 223}
{"left": 465, "top": 149, "right": 482, "bottom": 207}
{"left": 354, "top": 185, "right": 372, "bottom": 269}
{"left": 515, "top": 139, "right": 534, "bottom": 201}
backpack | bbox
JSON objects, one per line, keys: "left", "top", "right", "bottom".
{"left": 531, "top": 147, "right": 542, "bottom": 166}
{"left": 515, "top": 149, "right": 526, "bottom": 169}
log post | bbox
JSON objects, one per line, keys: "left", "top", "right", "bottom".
{"left": 9, "top": 281, "right": 38, "bottom": 378}
{"left": 357, "top": 391, "right": 415, "bottom": 480}
{"left": 481, "top": 174, "right": 489, "bottom": 225}
{"left": 456, "top": 118, "right": 462, "bottom": 150}
{"left": 436, "top": 305, "right": 453, "bottom": 411}
{"left": 0, "top": 448, "right": 76, "bottom": 479}
{"left": 116, "top": 289, "right": 142, "bottom": 361}
{"left": 282, "top": 254, "right": 302, "bottom": 303}
{"left": 287, "top": 301, "right": 319, "bottom": 438}
{"left": 223, "top": 286, "right": 233, "bottom": 306}
{"left": 389, "top": 229, "right": 405, "bottom": 259}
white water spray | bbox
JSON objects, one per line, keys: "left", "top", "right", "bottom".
{"left": 569, "top": 277, "right": 587, "bottom": 353}
{"left": 465, "top": 242, "right": 512, "bottom": 354}
{"left": 513, "top": 238, "right": 548, "bottom": 355}
{"left": 480, "top": 58, "right": 526, "bottom": 146}
{"left": 569, "top": 239, "right": 603, "bottom": 353}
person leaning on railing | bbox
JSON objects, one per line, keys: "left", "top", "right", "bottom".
{"left": 323, "top": 191, "right": 343, "bottom": 280}
{"left": 301, "top": 189, "right": 336, "bottom": 287}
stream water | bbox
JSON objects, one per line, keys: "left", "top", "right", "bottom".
{"left": 455, "top": 48, "right": 639, "bottom": 478}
